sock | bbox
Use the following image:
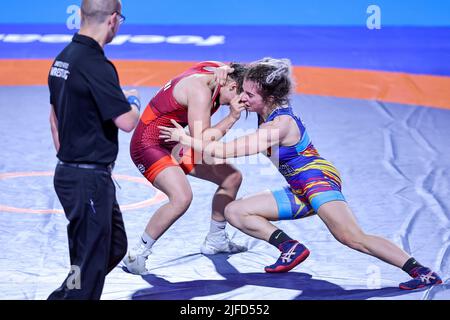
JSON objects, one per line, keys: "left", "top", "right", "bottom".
{"left": 209, "top": 219, "right": 226, "bottom": 234}
{"left": 402, "top": 257, "right": 423, "bottom": 276}
{"left": 140, "top": 232, "right": 156, "bottom": 249}
{"left": 268, "top": 229, "right": 293, "bottom": 249}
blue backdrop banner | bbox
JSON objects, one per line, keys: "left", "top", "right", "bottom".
{"left": 1, "top": 0, "right": 449, "bottom": 26}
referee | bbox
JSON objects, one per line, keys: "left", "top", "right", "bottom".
{"left": 48, "top": 0, "right": 140, "bottom": 299}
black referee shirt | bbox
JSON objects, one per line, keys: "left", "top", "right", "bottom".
{"left": 49, "top": 33, "right": 131, "bottom": 164}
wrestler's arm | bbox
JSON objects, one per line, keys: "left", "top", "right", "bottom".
{"left": 186, "top": 82, "right": 215, "bottom": 141}
{"left": 161, "top": 117, "right": 289, "bottom": 159}
{"left": 203, "top": 61, "right": 235, "bottom": 87}
{"left": 204, "top": 94, "right": 245, "bottom": 142}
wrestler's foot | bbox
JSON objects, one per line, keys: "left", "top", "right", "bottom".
{"left": 200, "top": 231, "right": 247, "bottom": 255}
{"left": 399, "top": 267, "right": 442, "bottom": 290}
{"left": 265, "top": 240, "right": 310, "bottom": 273}
{"left": 122, "top": 243, "right": 152, "bottom": 275}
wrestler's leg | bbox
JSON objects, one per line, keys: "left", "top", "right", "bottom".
{"left": 224, "top": 188, "right": 311, "bottom": 273}
{"left": 189, "top": 163, "right": 242, "bottom": 222}
{"left": 188, "top": 163, "right": 245, "bottom": 254}
{"left": 146, "top": 166, "right": 193, "bottom": 239}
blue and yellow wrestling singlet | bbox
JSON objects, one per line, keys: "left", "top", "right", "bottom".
{"left": 265, "top": 106, "right": 346, "bottom": 220}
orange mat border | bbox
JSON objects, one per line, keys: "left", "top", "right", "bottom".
{"left": 1, "top": 59, "right": 449, "bottom": 110}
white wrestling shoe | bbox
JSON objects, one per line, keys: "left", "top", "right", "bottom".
{"left": 200, "top": 231, "right": 247, "bottom": 255}
{"left": 122, "top": 243, "right": 152, "bottom": 275}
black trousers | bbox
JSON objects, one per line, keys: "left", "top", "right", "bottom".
{"left": 48, "top": 164, "right": 127, "bottom": 300}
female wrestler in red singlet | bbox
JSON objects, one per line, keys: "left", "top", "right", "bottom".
{"left": 124, "top": 61, "right": 248, "bottom": 274}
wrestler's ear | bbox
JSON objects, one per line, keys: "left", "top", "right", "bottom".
{"left": 266, "top": 95, "right": 275, "bottom": 104}
{"left": 228, "top": 80, "right": 237, "bottom": 91}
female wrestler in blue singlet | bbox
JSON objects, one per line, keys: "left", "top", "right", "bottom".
{"left": 159, "top": 58, "right": 442, "bottom": 290}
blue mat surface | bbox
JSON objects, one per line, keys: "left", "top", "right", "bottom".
{"left": 1, "top": 86, "right": 449, "bottom": 299}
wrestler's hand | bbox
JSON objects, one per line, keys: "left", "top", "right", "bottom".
{"left": 214, "top": 65, "right": 234, "bottom": 86}
{"left": 158, "top": 119, "right": 187, "bottom": 143}
{"left": 229, "top": 93, "right": 246, "bottom": 120}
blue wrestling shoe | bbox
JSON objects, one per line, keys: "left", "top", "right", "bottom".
{"left": 399, "top": 267, "right": 442, "bottom": 290}
{"left": 265, "top": 240, "right": 310, "bottom": 273}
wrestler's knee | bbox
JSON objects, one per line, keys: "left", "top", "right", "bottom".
{"left": 169, "top": 188, "right": 193, "bottom": 213}
{"left": 224, "top": 201, "right": 244, "bottom": 225}
{"left": 221, "top": 169, "right": 243, "bottom": 190}
{"left": 336, "top": 229, "right": 367, "bottom": 251}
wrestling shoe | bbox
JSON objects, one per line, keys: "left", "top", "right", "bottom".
{"left": 200, "top": 231, "right": 247, "bottom": 255}
{"left": 265, "top": 240, "right": 310, "bottom": 273}
{"left": 122, "top": 242, "right": 152, "bottom": 275}
{"left": 399, "top": 267, "right": 442, "bottom": 290}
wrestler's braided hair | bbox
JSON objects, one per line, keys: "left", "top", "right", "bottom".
{"left": 245, "top": 57, "right": 294, "bottom": 107}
